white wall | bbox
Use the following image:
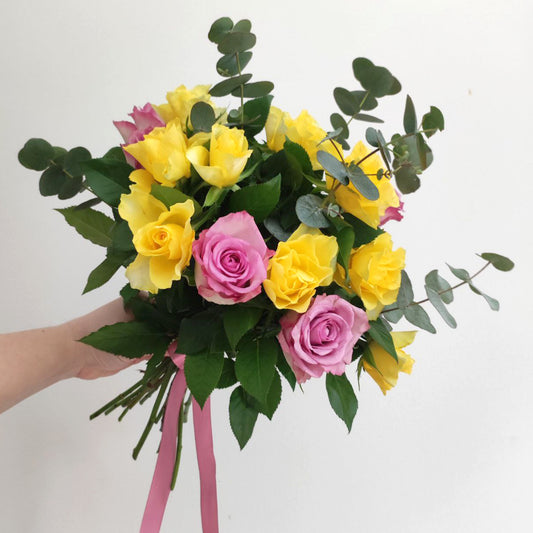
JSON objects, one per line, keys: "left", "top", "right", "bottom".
{"left": 1, "top": 1, "right": 531, "bottom": 532}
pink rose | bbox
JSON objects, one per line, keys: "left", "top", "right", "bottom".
{"left": 277, "top": 294, "right": 369, "bottom": 383}
{"left": 192, "top": 211, "right": 274, "bottom": 305}
{"left": 113, "top": 103, "right": 165, "bottom": 167}
{"left": 380, "top": 192, "right": 404, "bottom": 225}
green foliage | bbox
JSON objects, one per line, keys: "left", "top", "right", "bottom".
{"left": 343, "top": 213, "right": 383, "bottom": 247}
{"left": 218, "top": 31, "right": 256, "bottom": 54}
{"left": 228, "top": 174, "right": 281, "bottom": 222}
{"left": 447, "top": 264, "right": 500, "bottom": 311}
{"left": 394, "top": 163, "right": 420, "bottom": 194}
{"left": 231, "top": 81, "right": 274, "bottom": 98}
{"left": 403, "top": 95, "right": 417, "bottom": 134}
{"left": 83, "top": 254, "right": 126, "bottom": 294}
{"left": 347, "top": 163, "right": 379, "bottom": 200}
{"left": 229, "top": 386, "right": 259, "bottom": 449}
{"left": 404, "top": 303, "right": 436, "bottom": 333}
{"left": 229, "top": 95, "right": 273, "bottom": 137}
{"left": 80, "top": 321, "right": 170, "bottom": 359}
{"left": 352, "top": 58, "right": 401, "bottom": 97}
{"left": 223, "top": 306, "right": 263, "bottom": 350}
{"left": 217, "top": 358, "right": 238, "bottom": 389}
{"left": 368, "top": 318, "right": 398, "bottom": 361}
{"left": 177, "top": 312, "right": 227, "bottom": 354}
{"left": 208, "top": 17, "right": 234, "bottom": 43}
{"left": 422, "top": 106, "right": 445, "bottom": 138}
{"left": 480, "top": 252, "right": 514, "bottom": 272}
{"left": 235, "top": 337, "right": 279, "bottom": 403}
{"left": 56, "top": 206, "right": 114, "bottom": 247}
{"left": 150, "top": 184, "right": 200, "bottom": 213}
{"left": 425, "top": 269, "right": 453, "bottom": 304}
{"left": 325, "top": 373, "right": 358, "bottom": 431}
{"left": 217, "top": 51, "right": 252, "bottom": 77}
{"left": 425, "top": 287, "right": 457, "bottom": 328}
{"left": 334, "top": 87, "right": 361, "bottom": 116}
{"left": 190, "top": 101, "right": 216, "bottom": 132}
{"left": 18, "top": 138, "right": 55, "bottom": 170}
{"left": 185, "top": 350, "right": 224, "bottom": 407}
{"left": 317, "top": 150, "right": 348, "bottom": 185}
{"left": 64, "top": 147, "right": 92, "bottom": 176}
{"left": 295, "top": 194, "right": 329, "bottom": 228}
{"left": 251, "top": 370, "right": 282, "bottom": 420}
{"left": 39, "top": 166, "right": 68, "bottom": 196}
{"left": 82, "top": 158, "right": 131, "bottom": 206}
{"left": 276, "top": 351, "right": 296, "bottom": 390}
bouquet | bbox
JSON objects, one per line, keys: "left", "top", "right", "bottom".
{"left": 17, "top": 16, "right": 513, "bottom": 532}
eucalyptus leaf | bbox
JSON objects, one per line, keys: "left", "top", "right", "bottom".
{"left": 190, "top": 101, "right": 216, "bottom": 132}
{"left": 330, "top": 113, "right": 350, "bottom": 140}
{"left": 403, "top": 95, "right": 417, "bottom": 134}
{"left": 334, "top": 87, "right": 360, "bottom": 116}
{"left": 217, "top": 32, "right": 256, "bottom": 54}
{"left": 39, "top": 166, "right": 68, "bottom": 196}
{"left": 480, "top": 252, "right": 515, "bottom": 272}
{"left": 468, "top": 285, "right": 500, "bottom": 311}
{"left": 352, "top": 113, "right": 384, "bottom": 124}
{"left": 64, "top": 147, "right": 92, "bottom": 177}
{"left": 263, "top": 216, "right": 292, "bottom": 241}
{"left": 295, "top": 194, "right": 329, "bottom": 228}
{"left": 231, "top": 81, "right": 274, "bottom": 98}
{"left": 394, "top": 163, "right": 420, "bottom": 194}
{"left": 347, "top": 164, "right": 379, "bottom": 200}
{"left": 208, "top": 17, "right": 233, "bottom": 44}
{"left": 425, "top": 287, "right": 457, "bottom": 328}
{"left": 216, "top": 51, "right": 252, "bottom": 77}
{"left": 422, "top": 106, "right": 445, "bottom": 138}
{"left": 352, "top": 58, "right": 401, "bottom": 97}
{"left": 58, "top": 175, "right": 84, "bottom": 199}
{"left": 365, "top": 127, "right": 380, "bottom": 147}
{"left": 317, "top": 150, "right": 348, "bottom": 184}
{"left": 210, "top": 73, "right": 253, "bottom": 97}
{"left": 404, "top": 304, "right": 436, "bottom": 333}
{"left": 18, "top": 138, "right": 55, "bottom": 170}
{"left": 425, "top": 269, "right": 453, "bottom": 304}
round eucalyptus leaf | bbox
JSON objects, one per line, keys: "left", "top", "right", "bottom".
{"left": 39, "top": 166, "right": 68, "bottom": 196}
{"left": 347, "top": 165, "right": 379, "bottom": 200}
{"left": 190, "top": 101, "right": 216, "bottom": 132}
{"left": 295, "top": 194, "right": 329, "bottom": 228}
{"left": 480, "top": 252, "right": 515, "bottom": 272}
{"left": 208, "top": 17, "right": 233, "bottom": 43}
{"left": 216, "top": 51, "right": 252, "bottom": 77}
{"left": 218, "top": 32, "right": 256, "bottom": 54}
{"left": 18, "top": 138, "right": 55, "bottom": 170}
{"left": 64, "top": 146, "right": 92, "bottom": 177}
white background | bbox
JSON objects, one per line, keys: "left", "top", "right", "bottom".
{"left": 1, "top": 1, "right": 532, "bottom": 532}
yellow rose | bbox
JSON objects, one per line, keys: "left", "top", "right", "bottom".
{"left": 155, "top": 84, "right": 213, "bottom": 127}
{"left": 263, "top": 225, "right": 338, "bottom": 313}
{"left": 337, "top": 232, "right": 405, "bottom": 320}
{"left": 186, "top": 124, "right": 252, "bottom": 188}
{"left": 124, "top": 120, "right": 209, "bottom": 187}
{"left": 118, "top": 187, "right": 195, "bottom": 293}
{"left": 327, "top": 141, "right": 400, "bottom": 229}
{"left": 363, "top": 331, "right": 416, "bottom": 394}
{"left": 265, "top": 106, "right": 339, "bottom": 170}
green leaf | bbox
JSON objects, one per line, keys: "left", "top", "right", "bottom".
{"left": 368, "top": 319, "right": 398, "bottom": 361}
{"left": 229, "top": 386, "right": 259, "bottom": 449}
{"left": 395, "top": 163, "right": 420, "bottom": 194}
{"left": 425, "top": 269, "right": 453, "bottom": 304}
{"left": 325, "top": 373, "right": 358, "bottom": 432}
{"left": 228, "top": 174, "right": 281, "bottom": 222}
{"left": 223, "top": 306, "right": 263, "bottom": 350}
{"left": 447, "top": 264, "right": 470, "bottom": 282}
{"left": 177, "top": 313, "right": 224, "bottom": 355}
{"left": 403, "top": 95, "right": 417, "bottom": 134}
{"left": 39, "top": 166, "right": 68, "bottom": 196}
{"left": 185, "top": 350, "right": 224, "bottom": 408}
{"left": 425, "top": 287, "right": 457, "bottom": 328}
{"left": 208, "top": 17, "right": 233, "bottom": 43}
{"left": 334, "top": 87, "right": 360, "bottom": 116}
{"left": 58, "top": 175, "right": 84, "bottom": 199}
{"left": 295, "top": 194, "right": 329, "bottom": 228}
{"left": 351, "top": 90, "right": 378, "bottom": 111}
{"left": 235, "top": 337, "right": 279, "bottom": 403}
{"left": 63, "top": 147, "right": 92, "bottom": 177}
{"left": 109, "top": 220, "right": 135, "bottom": 254}
{"left": 56, "top": 207, "right": 114, "bottom": 247}
{"left": 83, "top": 254, "right": 125, "bottom": 294}
{"left": 317, "top": 150, "right": 348, "bottom": 184}
{"left": 347, "top": 164, "right": 379, "bottom": 200}
{"left": 233, "top": 19, "right": 252, "bottom": 32}
{"left": 103, "top": 146, "right": 127, "bottom": 162}
{"left": 241, "top": 95, "right": 274, "bottom": 137}
{"left": 352, "top": 58, "right": 401, "bottom": 97}
{"left": 480, "top": 252, "right": 515, "bottom": 272}
{"left": 284, "top": 139, "right": 313, "bottom": 173}
{"left": 209, "top": 74, "right": 254, "bottom": 98}
{"left": 396, "top": 270, "right": 414, "bottom": 308}
{"left": 381, "top": 306, "right": 404, "bottom": 323}
{"left": 253, "top": 370, "right": 282, "bottom": 420}
{"left": 422, "top": 106, "right": 445, "bottom": 138}
{"left": 404, "top": 304, "right": 436, "bottom": 333}
{"left": 203, "top": 185, "right": 227, "bottom": 207}
{"left": 217, "top": 358, "right": 237, "bottom": 389}
{"left": 330, "top": 113, "right": 349, "bottom": 140}
{"left": 264, "top": 216, "right": 292, "bottom": 242}
{"left": 150, "top": 184, "right": 200, "bottom": 213}
{"left": 352, "top": 113, "right": 384, "bottom": 124}
{"left": 18, "top": 138, "right": 54, "bottom": 170}
{"left": 190, "top": 101, "right": 216, "bottom": 132}
{"left": 82, "top": 158, "right": 132, "bottom": 206}
{"left": 334, "top": 225, "right": 355, "bottom": 273}
{"left": 276, "top": 352, "right": 296, "bottom": 390}
{"left": 232, "top": 81, "right": 274, "bottom": 98}
{"left": 343, "top": 213, "right": 383, "bottom": 247}
{"left": 216, "top": 51, "right": 252, "bottom": 77}
{"left": 468, "top": 285, "right": 500, "bottom": 311}
{"left": 365, "top": 127, "right": 379, "bottom": 147}
{"left": 217, "top": 32, "right": 256, "bottom": 54}
{"left": 80, "top": 321, "right": 169, "bottom": 359}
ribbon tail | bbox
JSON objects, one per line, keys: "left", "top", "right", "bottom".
{"left": 193, "top": 398, "right": 219, "bottom": 533}
{"left": 140, "top": 371, "right": 187, "bottom": 533}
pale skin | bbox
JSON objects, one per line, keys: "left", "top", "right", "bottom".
{"left": 0, "top": 299, "right": 146, "bottom": 414}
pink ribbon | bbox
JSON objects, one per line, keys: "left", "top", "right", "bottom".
{"left": 139, "top": 350, "right": 219, "bottom": 533}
